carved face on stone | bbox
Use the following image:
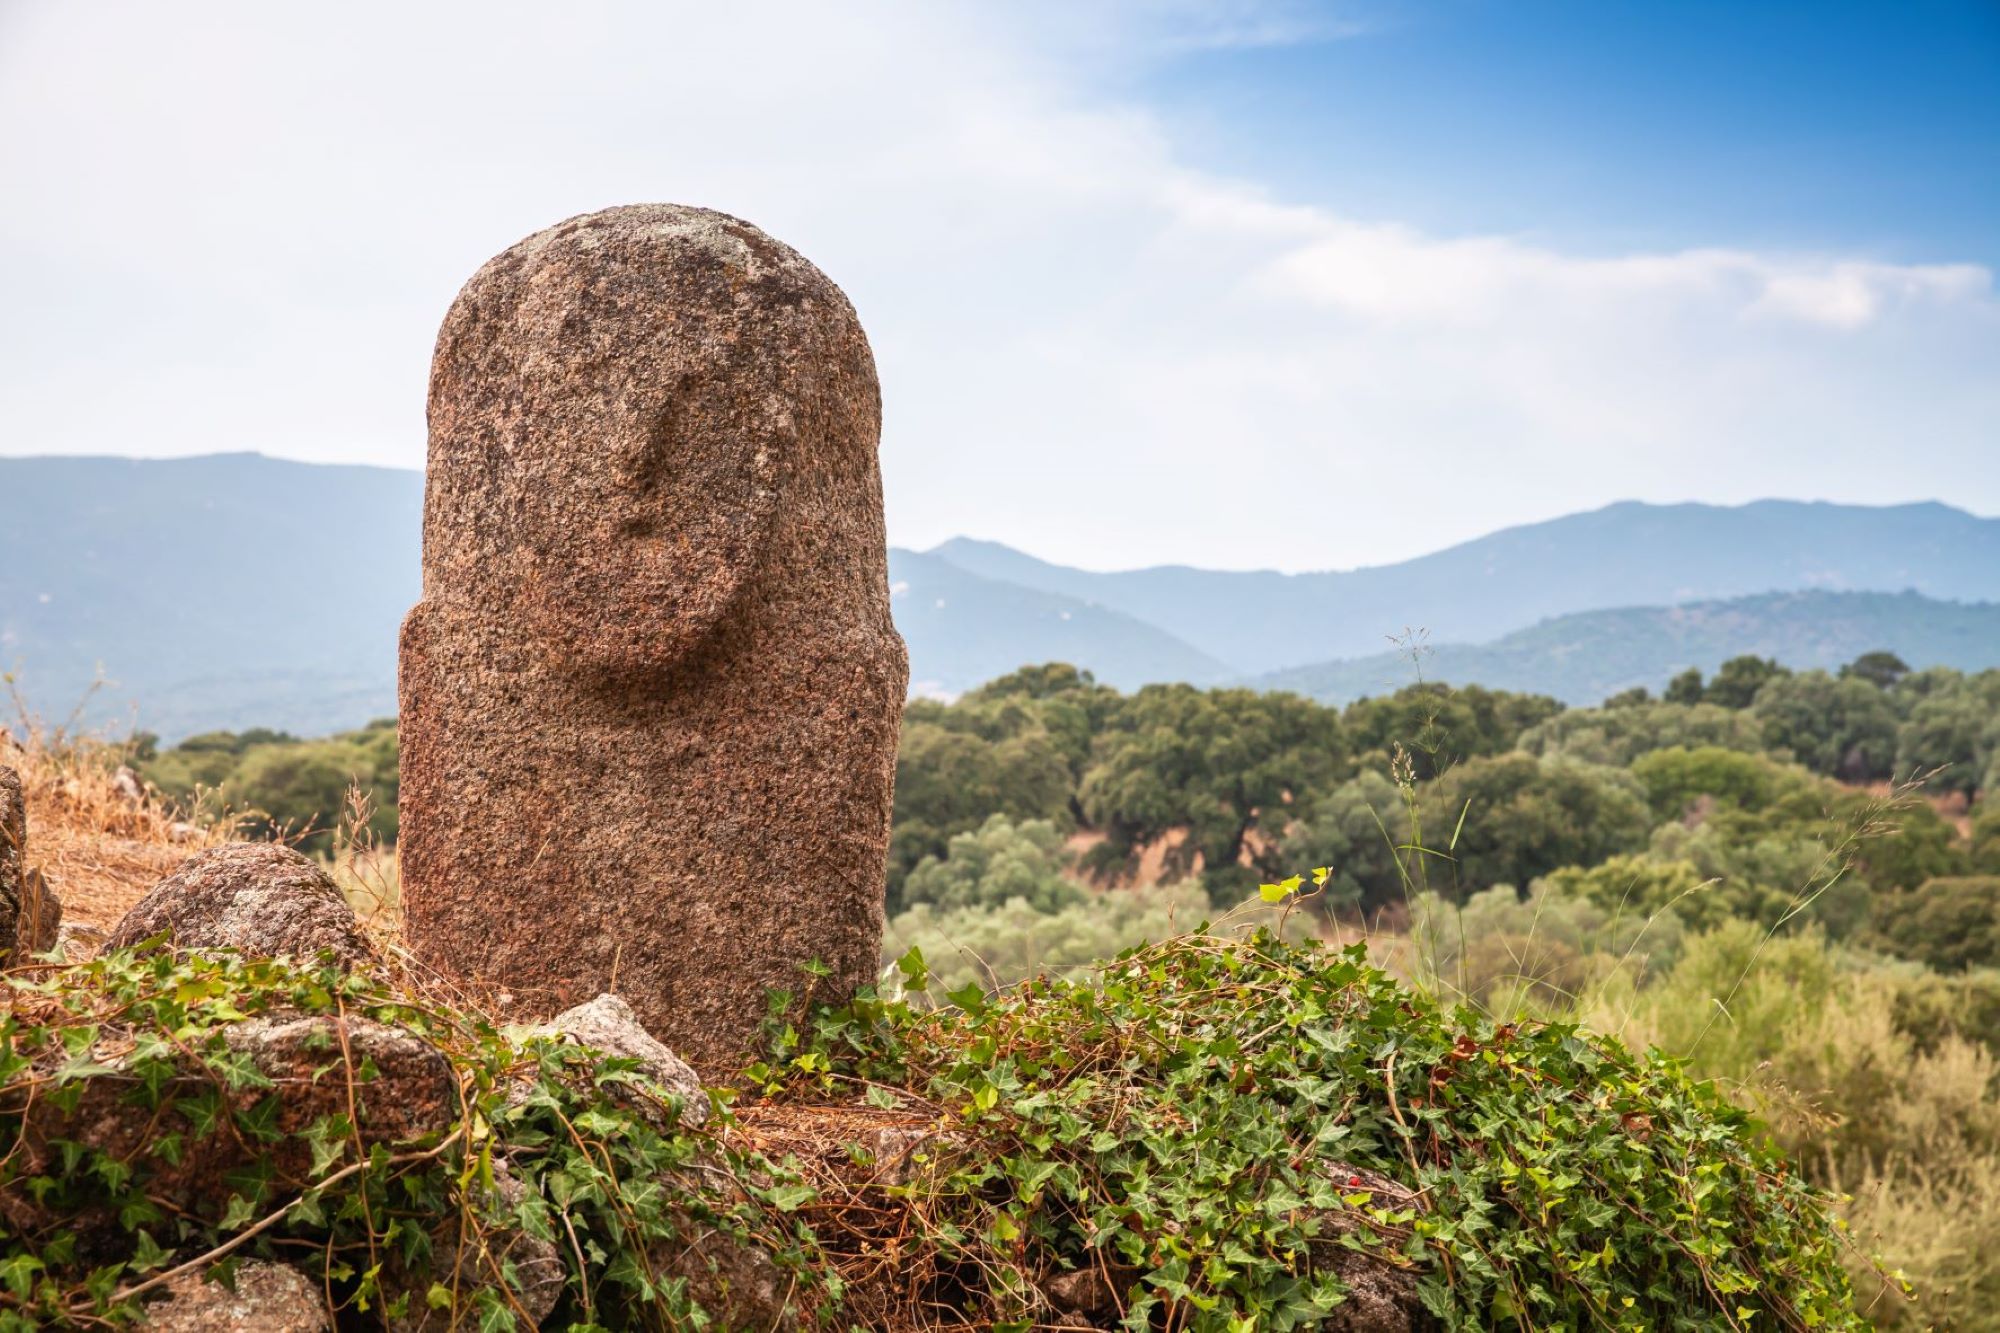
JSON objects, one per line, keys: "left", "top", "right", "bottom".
{"left": 421, "top": 206, "right": 878, "bottom": 672}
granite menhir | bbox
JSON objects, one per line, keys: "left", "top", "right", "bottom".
{"left": 399, "top": 205, "right": 907, "bottom": 1072}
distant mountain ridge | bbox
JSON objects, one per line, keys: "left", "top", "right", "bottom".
{"left": 888, "top": 549, "right": 1231, "bottom": 698}
{"left": 932, "top": 499, "right": 2000, "bottom": 675}
{"left": 2, "top": 454, "right": 421, "bottom": 737}
{"left": 1254, "top": 590, "right": 2000, "bottom": 707}
{"left": 2, "top": 453, "right": 1995, "bottom": 735}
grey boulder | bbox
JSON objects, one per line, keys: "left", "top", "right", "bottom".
{"left": 141, "top": 1260, "right": 328, "bottom": 1331}
{"left": 105, "top": 842, "right": 376, "bottom": 969}
{"left": 529, "top": 992, "right": 708, "bottom": 1130}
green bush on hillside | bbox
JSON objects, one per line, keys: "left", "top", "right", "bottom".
{"left": 1874, "top": 876, "right": 2000, "bottom": 973}
{"left": 140, "top": 720, "right": 398, "bottom": 851}
{"left": 1341, "top": 681, "right": 1561, "bottom": 781}
{"left": 773, "top": 927, "right": 1862, "bottom": 1330}
{"left": 1754, "top": 671, "right": 1901, "bottom": 782}
{"left": 1594, "top": 922, "right": 2000, "bottom": 1327}
{"left": 888, "top": 708, "right": 1073, "bottom": 912}
{"left": 900, "top": 813, "right": 1083, "bottom": 914}
{"left": 1422, "top": 754, "right": 1652, "bottom": 897}
{"left": 1516, "top": 699, "right": 1768, "bottom": 766}
{"left": 1536, "top": 851, "right": 1716, "bottom": 930}
{"left": 882, "top": 880, "right": 1211, "bottom": 997}
{"left": 1409, "top": 880, "right": 1686, "bottom": 1008}
{"left": 1078, "top": 684, "right": 1346, "bottom": 897}
{"left": 1629, "top": 744, "right": 1816, "bottom": 822}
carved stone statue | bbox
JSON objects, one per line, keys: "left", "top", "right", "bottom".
{"left": 399, "top": 205, "right": 907, "bottom": 1071}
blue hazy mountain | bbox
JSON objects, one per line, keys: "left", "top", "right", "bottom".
{"left": 1253, "top": 590, "right": 2000, "bottom": 707}
{"left": 2, "top": 454, "right": 422, "bottom": 738}
{"left": 2, "top": 454, "right": 1994, "bottom": 735}
{"left": 889, "top": 549, "right": 1231, "bottom": 697}
{"left": 932, "top": 500, "right": 2000, "bottom": 675}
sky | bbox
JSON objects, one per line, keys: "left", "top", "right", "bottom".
{"left": 1, "top": 0, "right": 1995, "bottom": 573}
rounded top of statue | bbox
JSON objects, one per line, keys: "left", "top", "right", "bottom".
{"left": 418, "top": 204, "right": 885, "bottom": 670}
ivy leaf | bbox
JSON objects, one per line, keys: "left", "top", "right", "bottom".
{"left": 765, "top": 1183, "right": 815, "bottom": 1213}
{"left": 1258, "top": 876, "right": 1303, "bottom": 904}
{"left": 53, "top": 1054, "right": 121, "bottom": 1084}
{"left": 897, "top": 946, "right": 930, "bottom": 992}
{"left": 0, "top": 1255, "right": 43, "bottom": 1301}
{"left": 127, "top": 1231, "right": 170, "bottom": 1274}
{"left": 946, "top": 980, "right": 988, "bottom": 1015}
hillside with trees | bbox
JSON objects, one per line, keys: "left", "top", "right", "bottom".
{"left": 109, "top": 648, "right": 2000, "bottom": 1323}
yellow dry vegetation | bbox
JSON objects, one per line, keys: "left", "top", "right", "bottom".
{"left": 0, "top": 721, "right": 225, "bottom": 929}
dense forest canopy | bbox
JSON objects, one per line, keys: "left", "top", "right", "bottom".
{"left": 132, "top": 651, "right": 2000, "bottom": 969}
{"left": 864, "top": 656, "right": 1995, "bottom": 978}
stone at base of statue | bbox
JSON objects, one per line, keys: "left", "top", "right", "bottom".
{"left": 104, "top": 843, "right": 377, "bottom": 969}
{"left": 529, "top": 992, "right": 709, "bottom": 1129}
{"left": 141, "top": 1261, "right": 328, "bottom": 1331}
{"left": 399, "top": 203, "right": 906, "bottom": 1073}
{"left": 53, "top": 919, "right": 103, "bottom": 962}
{"left": 8, "top": 1012, "right": 457, "bottom": 1234}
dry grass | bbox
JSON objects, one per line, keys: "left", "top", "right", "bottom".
{"left": 727, "top": 1100, "right": 977, "bottom": 1332}
{"left": 322, "top": 779, "right": 405, "bottom": 935}
{"left": 0, "top": 713, "right": 230, "bottom": 930}
{"left": 0, "top": 691, "right": 416, "bottom": 943}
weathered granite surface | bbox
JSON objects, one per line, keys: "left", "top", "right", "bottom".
{"left": 400, "top": 204, "right": 906, "bottom": 1072}
{"left": 0, "top": 765, "right": 60, "bottom": 962}
{"left": 3, "top": 1012, "right": 455, "bottom": 1239}
{"left": 142, "top": 1260, "right": 328, "bottom": 1331}
{"left": 104, "top": 842, "right": 376, "bottom": 969}
{"left": 532, "top": 991, "right": 708, "bottom": 1129}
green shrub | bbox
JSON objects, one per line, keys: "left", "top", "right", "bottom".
{"left": 882, "top": 880, "right": 1211, "bottom": 996}
{"left": 1341, "top": 682, "right": 1561, "bottom": 781}
{"left": 1078, "top": 685, "right": 1347, "bottom": 893}
{"left": 1835, "top": 788, "right": 1968, "bottom": 894}
{"left": 1707, "top": 654, "right": 1794, "bottom": 709}
{"left": 1896, "top": 684, "right": 1999, "bottom": 797}
{"left": 1975, "top": 800, "right": 2000, "bottom": 874}
{"left": 1408, "top": 881, "right": 1685, "bottom": 1010}
{"left": 900, "top": 813, "right": 1083, "bottom": 915}
{"left": 1629, "top": 744, "right": 1814, "bottom": 822}
{"left": 889, "top": 716, "right": 1074, "bottom": 911}
{"left": 1516, "top": 699, "right": 1767, "bottom": 766}
{"left": 141, "top": 721, "right": 398, "bottom": 851}
{"left": 1423, "top": 754, "right": 1652, "bottom": 897}
{"left": 1877, "top": 960, "right": 2000, "bottom": 1055}
{"left": 1598, "top": 923, "right": 2000, "bottom": 1328}
{"left": 1754, "top": 671, "right": 1900, "bottom": 782}
{"left": 774, "top": 928, "right": 1861, "bottom": 1330}
{"left": 1647, "top": 816, "right": 1872, "bottom": 938}
{"left": 1874, "top": 876, "right": 2000, "bottom": 973}
{"left": 1537, "top": 852, "right": 1717, "bottom": 929}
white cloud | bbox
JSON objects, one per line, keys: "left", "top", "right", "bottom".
{"left": 1261, "top": 218, "right": 1991, "bottom": 330}
{"left": 0, "top": 0, "right": 1993, "bottom": 573}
